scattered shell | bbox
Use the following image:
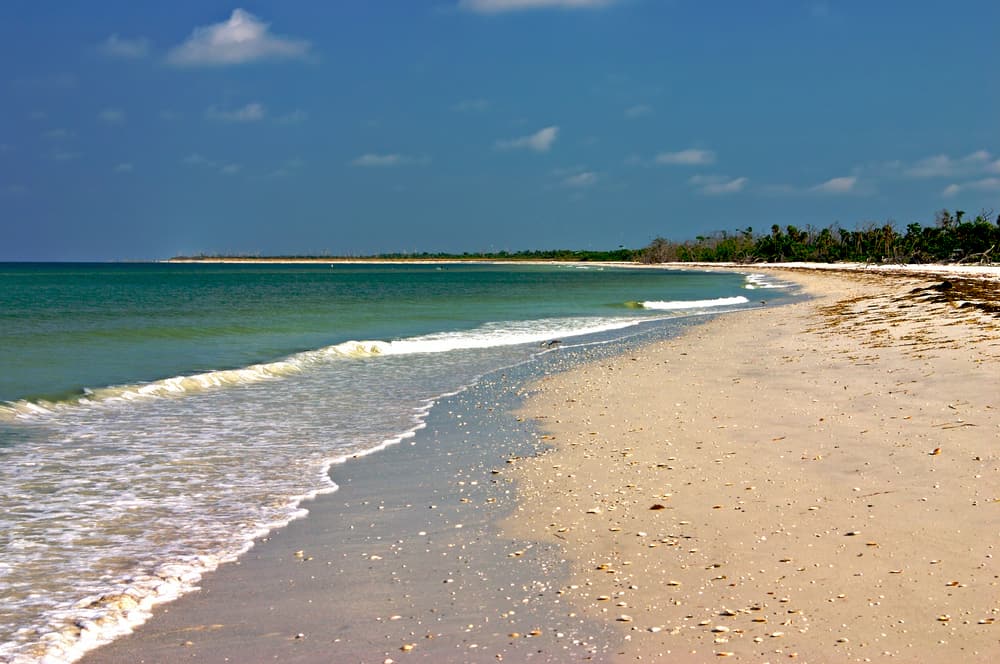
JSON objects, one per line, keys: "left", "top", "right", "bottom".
{"left": 937, "top": 615, "right": 951, "bottom": 622}
{"left": 586, "top": 507, "right": 603, "bottom": 514}
{"left": 648, "top": 626, "right": 662, "bottom": 633}
{"left": 617, "top": 615, "right": 633, "bottom": 622}
{"left": 649, "top": 504, "right": 667, "bottom": 510}
{"left": 930, "top": 447, "right": 942, "bottom": 456}
{"left": 666, "top": 580, "right": 681, "bottom": 586}
{"left": 711, "top": 626, "right": 730, "bottom": 633}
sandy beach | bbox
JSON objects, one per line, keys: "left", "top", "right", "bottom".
{"left": 76, "top": 265, "right": 999, "bottom": 664}
{"left": 506, "top": 266, "right": 999, "bottom": 662}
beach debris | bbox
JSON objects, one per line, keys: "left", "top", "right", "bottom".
{"left": 930, "top": 447, "right": 942, "bottom": 456}
{"left": 649, "top": 503, "right": 667, "bottom": 510}
{"left": 400, "top": 642, "right": 415, "bottom": 651}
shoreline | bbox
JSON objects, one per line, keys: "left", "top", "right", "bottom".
{"left": 505, "top": 267, "right": 999, "bottom": 662}
{"left": 68, "top": 265, "right": 999, "bottom": 663}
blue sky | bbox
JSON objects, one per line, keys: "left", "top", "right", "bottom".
{"left": 1, "top": 0, "right": 998, "bottom": 260}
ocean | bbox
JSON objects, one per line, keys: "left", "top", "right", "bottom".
{"left": 0, "top": 262, "right": 792, "bottom": 662}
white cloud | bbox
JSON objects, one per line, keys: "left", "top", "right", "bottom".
{"left": 624, "top": 104, "right": 653, "bottom": 119}
{"left": 275, "top": 110, "right": 307, "bottom": 124}
{"left": 689, "top": 175, "right": 747, "bottom": 195}
{"left": 183, "top": 153, "right": 214, "bottom": 166}
{"left": 655, "top": 149, "right": 715, "bottom": 166}
{"left": 99, "top": 108, "right": 125, "bottom": 124}
{"left": 266, "top": 158, "right": 305, "bottom": 178}
{"left": 351, "top": 153, "right": 428, "bottom": 167}
{"left": 942, "top": 177, "right": 1000, "bottom": 197}
{"left": 811, "top": 175, "right": 857, "bottom": 194}
{"left": 460, "top": 0, "right": 617, "bottom": 12}
{"left": 453, "top": 98, "right": 491, "bottom": 112}
{"left": 562, "top": 171, "right": 598, "bottom": 188}
{"left": 904, "top": 150, "right": 992, "bottom": 178}
{"left": 100, "top": 34, "right": 150, "bottom": 59}
{"left": 167, "top": 9, "right": 311, "bottom": 67}
{"left": 114, "top": 162, "right": 134, "bottom": 173}
{"left": 206, "top": 103, "right": 266, "bottom": 122}
{"left": 496, "top": 126, "right": 559, "bottom": 152}
{"left": 182, "top": 153, "right": 242, "bottom": 176}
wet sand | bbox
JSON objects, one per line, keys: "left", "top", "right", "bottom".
{"left": 505, "top": 267, "right": 1000, "bottom": 662}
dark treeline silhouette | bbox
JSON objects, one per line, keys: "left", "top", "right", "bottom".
{"left": 174, "top": 248, "right": 638, "bottom": 262}
{"left": 639, "top": 208, "right": 999, "bottom": 265}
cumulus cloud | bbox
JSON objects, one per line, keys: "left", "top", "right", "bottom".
{"left": 562, "top": 171, "right": 598, "bottom": 188}
{"left": 100, "top": 34, "right": 150, "bottom": 58}
{"left": 460, "top": 0, "right": 617, "bottom": 12}
{"left": 99, "top": 108, "right": 125, "bottom": 124}
{"left": 689, "top": 175, "right": 747, "bottom": 195}
{"left": 351, "top": 153, "right": 429, "bottom": 167}
{"left": 167, "top": 9, "right": 311, "bottom": 67}
{"left": 942, "top": 177, "right": 1000, "bottom": 197}
{"left": 624, "top": 104, "right": 653, "bottom": 119}
{"left": 904, "top": 151, "right": 992, "bottom": 178}
{"left": 655, "top": 149, "right": 715, "bottom": 166}
{"left": 182, "top": 153, "right": 242, "bottom": 176}
{"left": 811, "top": 176, "right": 857, "bottom": 194}
{"left": 496, "top": 126, "right": 559, "bottom": 152}
{"left": 206, "top": 103, "right": 266, "bottom": 122}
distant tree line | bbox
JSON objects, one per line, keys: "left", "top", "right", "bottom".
{"left": 174, "top": 248, "right": 638, "bottom": 262}
{"left": 639, "top": 208, "right": 999, "bottom": 265}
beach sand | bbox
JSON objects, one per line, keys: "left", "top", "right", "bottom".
{"left": 505, "top": 266, "right": 1000, "bottom": 662}
{"left": 78, "top": 265, "right": 999, "bottom": 663}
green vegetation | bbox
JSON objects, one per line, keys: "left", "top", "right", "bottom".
{"left": 172, "top": 248, "right": 640, "bottom": 262}
{"left": 638, "top": 208, "right": 999, "bottom": 265}
{"left": 173, "top": 207, "right": 998, "bottom": 266}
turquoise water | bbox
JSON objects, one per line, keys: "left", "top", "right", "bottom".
{"left": 0, "top": 262, "right": 791, "bottom": 663}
